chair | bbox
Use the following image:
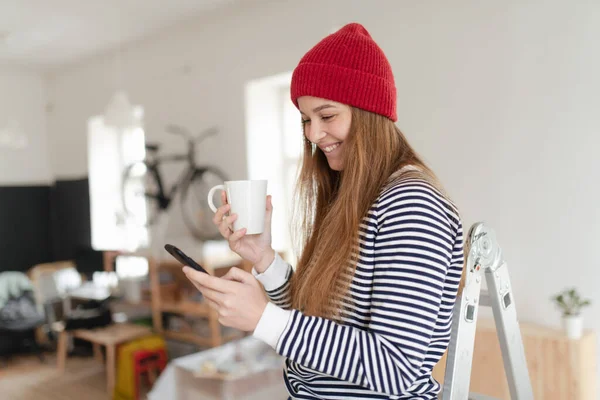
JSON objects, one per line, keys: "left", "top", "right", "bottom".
{"left": 29, "top": 262, "right": 112, "bottom": 363}
{"left": 29, "top": 261, "right": 80, "bottom": 327}
{"left": 0, "top": 272, "right": 46, "bottom": 362}
{"left": 133, "top": 348, "right": 168, "bottom": 399}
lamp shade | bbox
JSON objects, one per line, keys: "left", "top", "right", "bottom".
{"left": 104, "top": 91, "right": 136, "bottom": 129}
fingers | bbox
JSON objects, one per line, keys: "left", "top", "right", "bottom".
{"left": 183, "top": 267, "right": 235, "bottom": 294}
{"left": 222, "top": 267, "right": 237, "bottom": 281}
{"left": 212, "top": 203, "right": 231, "bottom": 226}
{"left": 221, "top": 190, "right": 228, "bottom": 206}
{"left": 205, "top": 298, "right": 219, "bottom": 310}
{"left": 212, "top": 202, "right": 238, "bottom": 239}
{"left": 187, "top": 276, "right": 204, "bottom": 294}
{"left": 222, "top": 267, "right": 253, "bottom": 284}
{"left": 188, "top": 280, "right": 222, "bottom": 310}
{"left": 198, "top": 286, "right": 226, "bottom": 305}
{"left": 183, "top": 269, "right": 226, "bottom": 309}
{"left": 229, "top": 228, "right": 247, "bottom": 242}
{"left": 265, "top": 195, "right": 273, "bottom": 225}
{"left": 219, "top": 214, "right": 238, "bottom": 238}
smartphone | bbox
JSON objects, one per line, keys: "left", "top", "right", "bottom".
{"left": 164, "top": 244, "right": 210, "bottom": 275}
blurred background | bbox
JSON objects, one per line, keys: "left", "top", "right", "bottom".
{"left": 0, "top": 0, "right": 598, "bottom": 399}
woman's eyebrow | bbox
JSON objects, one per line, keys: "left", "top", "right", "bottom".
{"left": 300, "top": 104, "right": 336, "bottom": 116}
{"left": 313, "top": 104, "right": 336, "bottom": 113}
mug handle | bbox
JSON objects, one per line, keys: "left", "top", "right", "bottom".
{"left": 207, "top": 184, "right": 225, "bottom": 213}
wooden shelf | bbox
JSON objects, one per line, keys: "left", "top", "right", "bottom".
{"left": 152, "top": 253, "right": 243, "bottom": 273}
{"left": 146, "top": 249, "right": 249, "bottom": 348}
{"left": 117, "top": 299, "right": 152, "bottom": 308}
{"left": 160, "top": 301, "right": 210, "bottom": 317}
{"left": 152, "top": 260, "right": 189, "bottom": 270}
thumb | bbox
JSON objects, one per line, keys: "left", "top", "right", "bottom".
{"left": 222, "top": 267, "right": 253, "bottom": 284}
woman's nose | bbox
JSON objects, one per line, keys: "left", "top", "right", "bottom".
{"left": 306, "top": 123, "right": 326, "bottom": 144}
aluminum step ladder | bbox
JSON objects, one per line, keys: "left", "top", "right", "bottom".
{"left": 441, "top": 222, "right": 534, "bottom": 400}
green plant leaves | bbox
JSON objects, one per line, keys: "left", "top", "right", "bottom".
{"left": 551, "top": 287, "right": 591, "bottom": 317}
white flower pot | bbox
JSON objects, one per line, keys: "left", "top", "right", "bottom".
{"left": 562, "top": 315, "right": 583, "bottom": 340}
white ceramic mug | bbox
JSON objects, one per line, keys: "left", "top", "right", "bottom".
{"left": 207, "top": 180, "right": 267, "bottom": 235}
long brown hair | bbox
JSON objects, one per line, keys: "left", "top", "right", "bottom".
{"left": 290, "top": 107, "right": 445, "bottom": 319}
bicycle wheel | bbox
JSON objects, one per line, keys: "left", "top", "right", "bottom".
{"left": 122, "top": 161, "right": 162, "bottom": 227}
{"left": 180, "top": 166, "right": 228, "bottom": 241}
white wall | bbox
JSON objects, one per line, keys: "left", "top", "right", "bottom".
{"left": 46, "top": 0, "right": 600, "bottom": 380}
{"left": 0, "top": 66, "right": 51, "bottom": 185}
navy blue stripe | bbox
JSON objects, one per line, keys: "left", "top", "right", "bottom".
{"left": 376, "top": 225, "right": 453, "bottom": 246}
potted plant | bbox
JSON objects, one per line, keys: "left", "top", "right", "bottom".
{"left": 552, "top": 288, "right": 591, "bottom": 340}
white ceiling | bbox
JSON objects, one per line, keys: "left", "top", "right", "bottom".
{"left": 0, "top": 0, "right": 240, "bottom": 70}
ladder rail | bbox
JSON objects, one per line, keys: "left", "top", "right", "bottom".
{"left": 485, "top": 263, "right": 534, "bottom": 399}
{"left": 441, "top": 259, "right": 484, "bottom": 399}
{"left": 441, "top": 296, "right": 477, "bottom": 399}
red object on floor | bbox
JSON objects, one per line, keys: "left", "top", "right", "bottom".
{"left": 132, "top": 348, "right": 168, "bottom": 400}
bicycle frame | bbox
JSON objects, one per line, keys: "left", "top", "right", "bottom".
{"left": 122, "top": 126, "right": 226, "bottom": 240}
{"left": 147, "top": 151, "right": 195, "bottom": 209}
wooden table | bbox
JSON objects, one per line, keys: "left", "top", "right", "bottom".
{"left": 56, "top": 323, "right": 153, "bottom": 394}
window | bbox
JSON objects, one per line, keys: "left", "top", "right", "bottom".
{"left": 245, "top": 72, "right": 303, "bottom": 263}
{"left": 87, "top": 106, "right": 148, "bottom": 251}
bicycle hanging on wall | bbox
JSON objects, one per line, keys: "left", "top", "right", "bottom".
{"left": 121, "top": 124, "right": 227, "bottom": 241}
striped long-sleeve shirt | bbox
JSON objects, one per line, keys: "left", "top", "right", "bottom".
{"left": 252, "top": 177, "right": 464, "bottom": 399}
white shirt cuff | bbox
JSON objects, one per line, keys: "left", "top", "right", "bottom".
{"left": 253, "top": 302, "right": 292, "bottom": 349}
{"left": 252, "top": 253, "right": 291, "bottom": 291}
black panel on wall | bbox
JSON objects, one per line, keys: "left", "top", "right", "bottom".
{"left": 50, "top": 178, "right": 103, "bottom": 275}
{"left": 0, "top": 178, "right": 102, "bottom": 274}
{"left": 0, "top": 185, "right": 52, "bottom": 272}
{"left": 49, "top": 178, "right": 92, "bottom": 261}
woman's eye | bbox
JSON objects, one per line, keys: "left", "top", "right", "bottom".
{"left": 321, "top": 115, "right": 334, "bottom": 121}
{"left": 301, "top": 119, "right": 310, "bottom": 125}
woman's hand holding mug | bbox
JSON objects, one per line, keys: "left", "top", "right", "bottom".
{"left": 209, "top": 182, "right": 275, "bottom": 273}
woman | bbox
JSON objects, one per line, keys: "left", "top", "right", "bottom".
{"left": 184, "top": 23, "right": 464, "bottom": 399}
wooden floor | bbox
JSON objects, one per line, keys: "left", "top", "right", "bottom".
{"left": 0, "top": 352, "right": 148, "bottom": 400}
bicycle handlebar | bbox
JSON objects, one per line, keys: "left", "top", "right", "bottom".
{"left": 165, "top": 124, "right": 218, "bottom": 144}
{"left": 195, "top": 127, "right": 218, "bottom": 143}
{"left": 165, "top": 123, "right": 190, "bottom": 137}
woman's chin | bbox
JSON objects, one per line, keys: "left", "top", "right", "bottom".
{"left": 327, "top": 159, "right": 344, "bottom": 171}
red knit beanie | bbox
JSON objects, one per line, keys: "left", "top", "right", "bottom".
{"left": 291, "top": 23, "right": 397, "bottom": 122}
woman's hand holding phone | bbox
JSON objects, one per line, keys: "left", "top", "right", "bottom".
{"left": 212, "top": 190, "right": 276, "bottom": 273}
{"left": 181, "top": 191, "right": 273, "bottom": 333}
